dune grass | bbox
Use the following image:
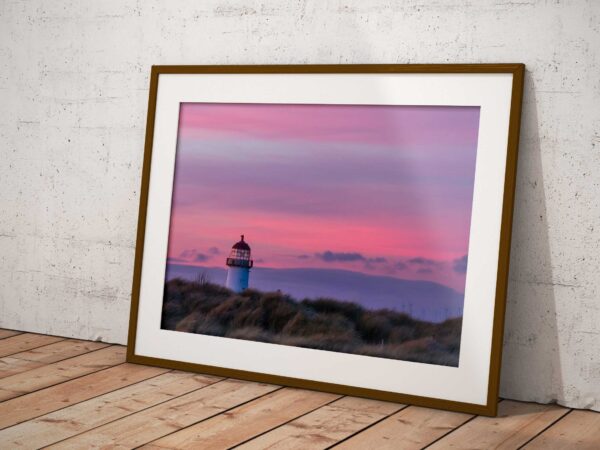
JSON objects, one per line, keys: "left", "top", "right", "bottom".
{"left": 161, "top": 277, "right": 462, "bottom": 366}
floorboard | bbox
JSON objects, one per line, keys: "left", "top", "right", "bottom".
{"left": 0, "top": 333, "right": 64, "bottom": 358}
{"left": 0, "top": 330, "right": 23, "bottom": 340}
{"left": 0, "top": 371, "right": 220, "bottom": 449}
{"left": 427, "top": 400, "right": 570, "bottom": 449}
{"left": 0, "top": 363, "right": 168, "bottom": 429}
{"left": 333, "top": 404, "right": 473, "bottom": 449}
{"left": 523, "top": 410, "right": 600, "bottom": 450}
{"left": 0, "top": 329, "right": 591, "bottom": 450}
{"left": 144, "top": 387, "right": 341, "bottom": 450}
{"left": 0, "top": 339, "right": 108, "bottom": 379}
{"left": 45, "top": 379, "right": 279, "bottom": 449}
{"left": 235, "top": 396, "right": 404, "bottom": 450}
{"left": 0, "top": 345, "right": 126, "bottom": 401}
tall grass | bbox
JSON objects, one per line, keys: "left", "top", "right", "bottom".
{"left": 161, "top": 278, "right": 462, "bottom": 366}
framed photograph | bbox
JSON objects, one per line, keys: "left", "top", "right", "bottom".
{"left": 127, "top": 64, "right": 524, "bottom": 416}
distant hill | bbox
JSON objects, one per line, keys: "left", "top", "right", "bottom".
{"left": 162, "top": 278, "right": 461, "bottom": 366}
{"left": 166, "top": 264, "right": 463, "bottom": 323}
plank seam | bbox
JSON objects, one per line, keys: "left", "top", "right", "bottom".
{"left": 37, "top": 374, "right": 226, "bottom": 448}
{"left": 0, "top": 331, "right": 24, "bottom": 340}
{"left": 226, "top": 392, "right": 346, "bottom": 450}
{"left": 0, "top": 336, "right": 68, "bottom": 358}
{"left": 421, "top": 399, "right": 555, "bottom": 449}
{"left": 325, "top": 403, "right": 411, "bottom": 449}
{"left": 130, "top": 384, "right": 286, "bottom": 450}
{"left": 4, "top": 339, "right": 88, "bottom": 359}
{"left": 0, "top": 344, "right": 127, "bottom": 403}
{"left": 516, "top": 408, "right": 574, "bottom": 449}
{"left": 0, "top": 363, "right": 172, "bottom": 431}
{"left": 421, "top": 411, "right": 480, "bottom": 448}
{"left": 0, "top": 341, "right": 111, "bottom": 380}
{"left": 9, "top": 340, "right": 109, "bottom": 362}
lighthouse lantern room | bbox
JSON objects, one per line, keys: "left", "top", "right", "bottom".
{"left": 225, "top": 235, "right": 253, "bottom": 292}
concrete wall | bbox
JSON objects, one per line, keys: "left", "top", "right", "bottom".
{"left": 1, "top": 1, "right": 598, "bottom": 410}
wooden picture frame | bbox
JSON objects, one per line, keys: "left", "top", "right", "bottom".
{"left": 127, "top": 64, "right": 524, "bottom": 416}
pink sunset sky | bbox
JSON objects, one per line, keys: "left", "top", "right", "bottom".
{"left": 166, "top": 102, "right": 480, "bottom": 292}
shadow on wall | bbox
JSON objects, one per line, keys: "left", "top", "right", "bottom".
{"left": 500, "top": 70, "right": 563, "bottom": 405}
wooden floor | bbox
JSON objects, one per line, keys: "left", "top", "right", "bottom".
{"left": 0, "top": 330, "right": 598, "bottom": 449}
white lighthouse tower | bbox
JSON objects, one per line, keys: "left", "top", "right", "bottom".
{"left": 225, "top": 235, "right": 253, "bottom": 292}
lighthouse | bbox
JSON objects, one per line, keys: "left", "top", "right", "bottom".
{"left": 225, "top": 235, "right": 253, "bottom": 292}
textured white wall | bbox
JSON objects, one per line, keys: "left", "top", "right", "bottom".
{"left": 1, "top": 1, "right": 598, "bottom": 411}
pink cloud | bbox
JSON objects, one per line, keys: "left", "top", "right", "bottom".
{"left": 179, "top": 103, "right": 480, "bottom": 148}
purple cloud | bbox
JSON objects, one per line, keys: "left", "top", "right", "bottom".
{"left": 167, "top": 257, "right": 185, "bottom": 263}
{"left": 452, "top": 255, "right": 468, "bottom": 273}
{"left": 395, "top": 261, "right": 408, "bottom": 271}
{"left": 179, "top": 249, "right": 197, "bottom": 260}
{"left": 368, "top": 257, "right": 387, "bottom": 264}
{"left": 408, "top": 257, "right": 441, "bottom": 267}
{"left": 317, "top": 251, "right": 366, "bottom": 262}
{"left": 178, "top": 248, "right": 212, "bottom": 263}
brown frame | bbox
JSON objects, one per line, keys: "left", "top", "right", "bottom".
{"left": 126, "top": 64, "right": 525, "bottom": 417}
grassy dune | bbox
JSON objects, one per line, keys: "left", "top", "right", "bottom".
{"left": 162, "top": 278, "right": 462, "bottom": 366}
